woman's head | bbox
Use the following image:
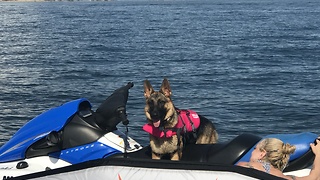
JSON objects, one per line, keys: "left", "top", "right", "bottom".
{"left": 250, "top": 138, "right": 296, "bottom": 171}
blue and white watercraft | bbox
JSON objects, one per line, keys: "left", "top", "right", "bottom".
{"left": 0, "top": 82, "right": 142, "bottom": 178}
{"left": 0, "top": 82, "right": 318, "bottom": 180}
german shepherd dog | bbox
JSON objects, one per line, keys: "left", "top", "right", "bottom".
{"left": 143, "top": 78, "right": 218, "bottom": 160}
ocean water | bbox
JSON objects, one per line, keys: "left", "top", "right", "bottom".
{"left": 0, "top": 0, "right": 320, "bottom": 147}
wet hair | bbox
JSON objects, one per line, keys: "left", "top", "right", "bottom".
{"left": 258, "top": 138, "right": 296, "bottom": 171}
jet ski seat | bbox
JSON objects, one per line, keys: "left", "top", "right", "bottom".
{"left": 181, "top": 133, "right": 261, "bottom": 164}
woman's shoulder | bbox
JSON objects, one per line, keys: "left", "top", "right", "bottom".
{"left": 237, "top": 161, "right": 258, "bottom": 168}
{"left": 237, "top": 162, "right": 247, "bottom": 166}
{"left": 238, "top": 161, "right": 267, "bottom": 171}
{"left": 238, "top": 161, "right": 294, "bottom": 180}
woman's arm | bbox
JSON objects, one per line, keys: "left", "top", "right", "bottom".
{"left": 296, "top": 139, "right": 320, "bottom": 180}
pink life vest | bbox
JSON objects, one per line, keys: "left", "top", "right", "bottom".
{"left": 142, "top": 109, "right": 200, "bottom": 138}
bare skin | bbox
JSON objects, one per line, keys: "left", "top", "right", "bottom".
{"left": 237, "top": 139, "right": 320, "bottom": 180}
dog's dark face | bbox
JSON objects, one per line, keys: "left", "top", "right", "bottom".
{"left": 144, "top": 78, "right": 177, "bottom": 128}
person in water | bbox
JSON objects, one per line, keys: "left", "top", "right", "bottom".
{"left": 237, "top": 138, "right": 320, "bottom": 180}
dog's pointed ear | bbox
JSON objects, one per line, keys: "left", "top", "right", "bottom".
{"left": 144, "top": 80, "right": 154, "bottom": 99}
{"left": 160, "top": 78, "right": 172, "bottom": 97}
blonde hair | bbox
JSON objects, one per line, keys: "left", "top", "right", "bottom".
{"left": 258, "top": 138, "right": 296, "bottom": 171}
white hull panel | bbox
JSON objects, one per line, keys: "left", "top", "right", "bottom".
{"left": 0, "top": 156, "right": 70, "bottom": 178}
{"left": 30, "top": 166, "right": 259, "bottom": 180}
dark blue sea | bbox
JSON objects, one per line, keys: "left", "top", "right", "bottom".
{"left": 0, "top": 0, "right": 320, "bottom": 147}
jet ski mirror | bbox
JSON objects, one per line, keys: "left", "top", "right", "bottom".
{"left": 95, "top": 82, "right": 133, "bottom": 131}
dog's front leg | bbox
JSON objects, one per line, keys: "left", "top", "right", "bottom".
{"left": 170, "top": 151, "right": 181, "bottom": 161}
{"left": 152, "top": 152, "right": 161, "bottom": 160}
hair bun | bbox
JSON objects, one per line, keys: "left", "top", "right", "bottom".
{"left": 282, "top": 143, "right": 296, "bottom": 155}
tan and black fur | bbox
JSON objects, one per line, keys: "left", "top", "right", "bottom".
{"left": 144, "top": 78, "right": 218, "bottom": 160}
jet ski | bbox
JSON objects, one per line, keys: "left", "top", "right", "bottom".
{"left": 10, "top": 132, "right": 318, "bottom": 180}
{"left": 0, "top": 82, "right": 142, "bottom": 178}
{"left": 0, "top": 82, "right": 318, "bottom": 180}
